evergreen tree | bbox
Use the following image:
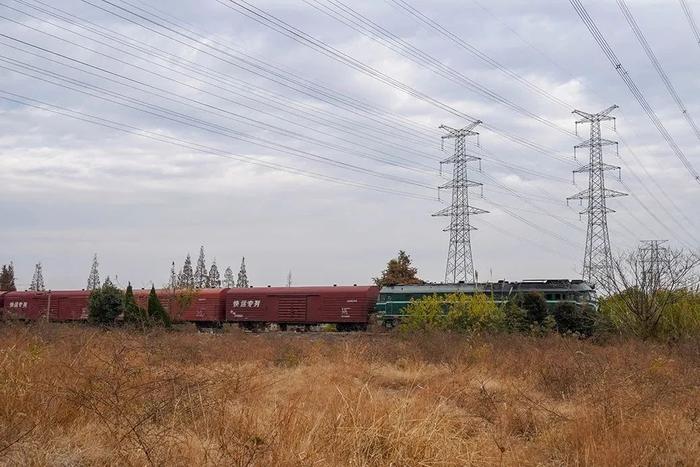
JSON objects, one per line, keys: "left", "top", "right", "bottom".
{"left": 123, "top": 282, "right": 146, "bottom": 326}
{"left": 29, "top": 262, "right": 45, "bottom": 291}
{"left": 373, "top": 251, "right": 423, "bottom": 287}
{"left": 0, "top": 263, "right": 17, "bottom": 292}
{"left": 88, "top": 279, "right": 124, "bottom": 324}
{"left": 87, "top": 254, "right": 101, "bottom": 291}
{"left": 178, "top": 254, "right": 194, "bottom": 289}
{"left": 169, "top": 261, "right": 178, "bottom": 290}
{"left": 236, "top": 257, "right": 249, "bottom": 288}
{"left": 194, "top": 246, "right": 208, "bottom": 289}
{"left": 147, "top": 285, "right": 171, "bottom": 328}
{"left": 208, "top": 260, "right": 221, "bottom": 288}
{"left": 223, "top": 266, "right": 235, "bottom": 288}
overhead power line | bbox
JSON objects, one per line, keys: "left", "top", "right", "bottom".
{"left": 4, "top": 0, "right": 444, "bottom": 156}
{"left": 0, "top": 91, "right": 436, "bottom": 200}
{"left": 569, "top": 0, "right": 700, "bottom": 184}
{"left": 0, "top": 52, "right": 436, "bottom": 190}
{"left": 679, "top": 0, "right": 700, "bottom": 50}
{"left": 304, "top": 0, "right": 578, "bottom": 139}
{"left": 0, "top": 1, "right": 599, "bottom": 250}
{"left": 386, "top": 0, "right": 572, "bottom": 111}
{"left": 618, "top": 0, "right": 700, "bottom": 144}
{"left": 459, "top": 0, "right": 699, "bottom": 245}
{"left": 215, "top": 0, "right": 574, "bottom": 164}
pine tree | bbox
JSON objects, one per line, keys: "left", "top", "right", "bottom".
{"left": 223, "top": 266, "right": 235, "bottom": 288}
{"left": 169, "top": 261, "right": 178, "bottom": 290}
{"left": 194, "top": 246, "right": 208, "bottom": 289}
{"left": 8, "top": 262, "right": 16, "bottom": 291}
{"left": 148, "top": 285, "right": 171, "bottom": 328}
{"left": 0, "top": 264, "right": 17, "bottom": 292}
{"left": 29, "top": 263, "right": 45, "bottom": 291}
{"left": 236, "top": 257, "right": 249, "bottom": 288}
{"left": 87, "top": 254, "right": 101, "bottom": 290}
{"left": 178, "top": 254, "right": 194, "bottom": 289}
{"left": 123, "top": 282, "right": 146, "bottom": 326}
{"left": 208, "top": 260, "right": 221, "bottom": 288}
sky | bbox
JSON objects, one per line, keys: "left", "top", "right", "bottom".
{"left": 1, "top": 0, "right": 699, "bottom": 290}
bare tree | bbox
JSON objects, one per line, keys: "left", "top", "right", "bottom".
{"left": 606, "top": 247, "right": 700, "bottom": 338}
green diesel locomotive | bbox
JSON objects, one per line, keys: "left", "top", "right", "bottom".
{"left": 375, "top": 279, "right": 597, "bottom": 327}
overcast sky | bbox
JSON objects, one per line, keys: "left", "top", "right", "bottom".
{"left": 1, "top": 0, "right": 698, "bottom": 290}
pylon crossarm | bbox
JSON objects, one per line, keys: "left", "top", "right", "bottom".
{"left": 598, "top": 104, "right": 619, "bottom": 118}
{"left": 604, "top": 188, "right": 628, "bottom": 198}
{"left": 575, "top": 138, "right": 617, "bottom": 148}
{"left": 439, "top": 180, "right": 483, "bottom": 189}
{"left": 467, "top": 206, "right": 489, "bottom": 215}
{"left": 599, "top": 162, "right": 622, "bottom": 172}
{"left": 567, "top": 189, "right": 590, "bottom": 200}
{"left": 573, "top": 109, "right": 596, "bottom": 121}
{"left": 432, "top": 206, "right": 452, "bottom": 217}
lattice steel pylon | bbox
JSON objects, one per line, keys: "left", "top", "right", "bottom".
{"left": 567, "top": 105, "right": 627, "bottom": 288}
{"left": 433, "top": 121, "right": 488, "bottom": 284}
{"left": 639, "top": 240, "right": 668, "bottom": 288}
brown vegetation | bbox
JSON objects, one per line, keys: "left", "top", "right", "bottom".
{"left": 1, "top": 324, "right": 699, "bottom": 466}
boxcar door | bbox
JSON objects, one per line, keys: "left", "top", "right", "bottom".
{"left": 276, "top": 295, "right": 307, "bottom": 323}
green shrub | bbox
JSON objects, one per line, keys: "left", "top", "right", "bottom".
{"left": 659, "top": 290, "right": 700, "bottom": 338}
{"left": 503, "top": 301, "right": 529, "bottom": 332}
{"left": 88, "top": 281, "right": 124, "bottom": 325}
{"left": 400, "top": 293, "right": 502, "bottom": 333}
{"left": 552, "top": 302, "right": 596, "bottom": 336}
{"left": 400, "top": 294, "right": 446, "bottom": 332}
{"left": 599, "top": 290, "right": 700, "bottom": 339}
{"left": 445, "top": 293, "right": 504, "bottom": 332}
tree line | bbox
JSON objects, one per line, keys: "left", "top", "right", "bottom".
{"left": 167, "top": 246, "right": 249, "bottom": 290}
{"left": 1, "top": 247, "right": 250, "bottom": 294}
{"left": 0, "top": 262, "right": 45, "bottom": 292}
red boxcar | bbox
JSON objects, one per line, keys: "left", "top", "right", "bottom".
{"left": 225, "top": 285, "right": 379, "bottom": 330}
{"left": 133, "top": 288, "right": 226, "bottom": 324}
{"left": 1, "top": 290, "right": 91, "bottom": 321}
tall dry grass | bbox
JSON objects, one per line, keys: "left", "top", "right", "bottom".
{"left": 0, "top": 323, "right": 699, "bottom": 466}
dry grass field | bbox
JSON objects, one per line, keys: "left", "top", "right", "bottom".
{"left": 1, "top": 324, "right": 699, "bottom": 466}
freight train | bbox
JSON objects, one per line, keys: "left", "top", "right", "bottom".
{"left": 0, "top": 286, "right": 378, "bottom": 331}
{"left": 0, "top": 280, "right": 596, "bottom": 330}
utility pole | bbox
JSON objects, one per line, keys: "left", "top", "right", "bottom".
{"left": 433, "top": 121, "right": 487, "bottom": 284}
{"left": 567, "top": 105, "right": 627, "bottom": 288}
{"left": 639, "top": 240, "right": 668, "bottom": 289}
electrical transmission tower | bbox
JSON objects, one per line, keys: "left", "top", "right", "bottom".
{"left": 433, "top": 121, "right": 487, "bottom": 284}
{"left": 639, "top": 240, "right": 668, "bottom": 288}
{"left": 567, "top": 105, "right": 627, "bottom": 288}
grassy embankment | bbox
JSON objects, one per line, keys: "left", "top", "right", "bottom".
{"left": 1, "top": 324, "right": 699, "bottom": 465}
